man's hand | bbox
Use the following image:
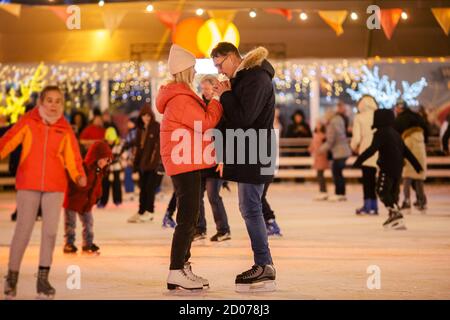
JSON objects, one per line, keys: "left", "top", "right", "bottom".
{"left": 77, "top": 175, "right": 87, "bottom": 187}
{"left": 213, "top": 80, "right": 231, "bottom": 97}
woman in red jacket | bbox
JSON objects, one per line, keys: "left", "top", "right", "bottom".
{"left": 63, "top": 141, "right": 112, "bottom": 255}
{"left": 1, "top": 86, "right": 86, "bottom": 300}
{"left": 156, "top": 44, "right": 223, "bottom": 291}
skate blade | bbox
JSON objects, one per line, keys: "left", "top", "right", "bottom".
{"left": 167, "top": 283, "right": 204, "bottom": 294}
{"left": 36, "top": 293, "right": 55, "bottom": 300}
{"left": 384, "top": 220, "right": 407, "bottom": 230}
{"left": 81, "top": 251, "right": 100, "bottom": 256}
{"left": 235, "top": 280, "right": 276, "bottom": 293}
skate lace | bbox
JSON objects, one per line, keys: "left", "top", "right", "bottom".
{"left": 5, "top": 272, "right": 18, "bottom": 288}
{"left": 241, "top": 266, "right": 260, "bottom": 279}
{"left": 184, "top": 263, "right": 205, "bottom": 281}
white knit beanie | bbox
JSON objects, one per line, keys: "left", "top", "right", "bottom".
{"left": 168, "top": 44, "right": 196, "bottom": 75}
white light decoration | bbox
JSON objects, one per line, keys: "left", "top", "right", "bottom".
{"left": 98, "top": 0, "right": 105, "bottom": 7}
{"left": 346, "top": 66, "right": 427, "bottom": 108}
{"left": 401, "top": 11, "right": 408, "bottom": 20}
{"left": 249, "top": 10, "right": 257, "bottom": 18}
{"left": 350, "top": 12, "right": 358, "bottom": 20}
{"left": 146, "top": 4, "right": 154, "bottom": 12}
{"left": 196, "top": 8, "right": 204, "bottom": 16}
{"left": 300, "top": 12, "right": 308, "bottom": 21}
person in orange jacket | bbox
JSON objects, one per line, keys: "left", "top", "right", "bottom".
{"left": 0, "top": 85, "right": 86, "bottom": 300}
{"left": 156, "top": 44, "right": 223, "bottom": 291}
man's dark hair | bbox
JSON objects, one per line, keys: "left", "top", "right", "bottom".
{"left": 210, "top": 42, "right": 241, "bottom": 58}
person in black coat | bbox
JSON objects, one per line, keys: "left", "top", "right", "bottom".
{"left": 354, "top": 109, "right": 422, "bottom": 230}
{"left": 441, "top": 113, "right": 450, "bottom": 155}
{"left": 286, "top": 110, "right": 312, "bottom": 138}
{"left": 211, "top": 42, "right": 276, "bottom": 291}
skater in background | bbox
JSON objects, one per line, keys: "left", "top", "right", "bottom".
{"left": 354, "top": 109, "right": 422, "bottom": 230}
{"left": 308, "top": 119, "right": 330, "bottom": 201}
{"left": 98, "top": 127, "right": 124, "bottom": 208}
{"left": 63, "top": 141, "right": 112, "bottom": 255}
{"left": 127, "top": 104, "right": 161, "bottom": 223}
{"left": 157, "top": 44, "right": 222, "bottom": 290}
{"left": 79, "top": 109, "right": 105, "bottom": 150}
{"left": 70, "top": 111, "right": 88, "bottom": 139}
{"left": 212, "top": 42, "right": 276, "bottom": 292}
{"left": 262, "top": 182, "right": 282, "bottom": 236}
{"left": 162, "top": 188, "right": 177, "bottom": 228}
{"left": 0, "top": 86, "right": 86, "bottom": 299}
{"left": 123, "top": 117, "right": 138, "bottom": 201}
{"left": 286, "top": 110, "right": 312, "bottom": 138}
{"left": 350, "top": 95, "right": 379, "bottom": 215}
{"left": 394, "top": 100, "right": 428, "bottom": 214}
{"left": 319, "top": 106, "right": 352, "bottom": 202}
{"left": 193, "top": 75, "right": 231, "bottom": 242}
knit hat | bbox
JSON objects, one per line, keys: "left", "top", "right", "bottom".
{"left": 168, "top": 44, "right": 196, "bottom": 75}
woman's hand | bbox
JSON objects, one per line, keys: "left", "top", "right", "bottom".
{"left": 216, "top": 162, "right": 224, "bottom": 178}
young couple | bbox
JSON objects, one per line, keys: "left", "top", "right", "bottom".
{"left": 156, "top": 42, "right": 277, "bottom": 292}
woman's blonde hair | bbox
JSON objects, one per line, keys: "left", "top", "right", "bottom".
{"left": 168, "top": 67, "right": 195, "bottom": 88}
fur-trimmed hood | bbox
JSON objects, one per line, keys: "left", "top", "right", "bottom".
{"left": 233, "top": 47, "right": 274, "bottom": 79}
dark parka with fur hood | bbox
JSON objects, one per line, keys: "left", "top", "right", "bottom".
{"left": 219, "top": 47, "right": 276, "bottom": 184}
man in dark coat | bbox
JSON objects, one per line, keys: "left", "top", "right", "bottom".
{"left": 211, "top": 42, "right": 276, "bottom": 292}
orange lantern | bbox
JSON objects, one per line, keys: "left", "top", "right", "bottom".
{"left": 172, "top": 17, "right": 205, "bottom": 58}
{"left": 196, "top": 18, "right": 240, "bottom": 58}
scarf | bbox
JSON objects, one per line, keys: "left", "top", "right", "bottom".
{"left": 38, "top": 106, "right": 62, "bottom": 125}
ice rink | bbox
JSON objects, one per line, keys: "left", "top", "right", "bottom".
{"left": 0, "top": 182, "right": 449, "bottom": 300}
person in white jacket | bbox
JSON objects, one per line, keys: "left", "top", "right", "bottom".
{"left": 350, "top": 95, "right": 379, "bottom": 215}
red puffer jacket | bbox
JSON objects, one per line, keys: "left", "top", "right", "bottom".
{"left": 156, "top": 82, "right": 223, "bottom": 176}
{"left": 64, "top": 141, "right": 112, "bottom": 213}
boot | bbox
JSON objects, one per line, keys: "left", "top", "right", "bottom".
{"left": 369, "top": 199, "right": 378, "bottom": 215}
{"left": 36, "top": 267, "right": 55, "bottom": 299}
{"left": 355, "top": 199, "right": 371, "bottom": 215}
{"left": 4, "top": 270, "right": 19, "bottom": 299}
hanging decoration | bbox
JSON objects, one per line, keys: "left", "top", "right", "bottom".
{"left": 379, "top": 8, "right": 403, "bottom": 40}
{"left": 207, "top": 10, "right": 237, "bottom": 34}
{"left": 45, "top": 5, "right": 71, "bottom": 23}
{"left": 197, "top": 18, "right": 240, "bottom": 57}
{"left": 155, "top": 10, "right": 181, "bottom": 31}
{"left": 172, "top": 17, "right": 205, "bottom": 58}
{"left": 431, "top": 8, "right": 450, "bottom": 36}
{"left": 264, "top": 8, "right": 293, "bottom": 21}
{"left": 318, "top": 10, "right": 348, "bottom": 36}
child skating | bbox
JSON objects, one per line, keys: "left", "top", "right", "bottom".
{"left": 1, "top": 86, "right": 86, "bottom": 299}
{"left": 63, "top": 141, "right": 112, "bottom": 255}
{"left": 354, "top": 109, "right": 423, "bottom": 230}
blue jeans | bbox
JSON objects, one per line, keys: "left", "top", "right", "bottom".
{"left": 124, "top": 166, "right": 135, "bottom": 193}
{"left": 64, "top": 209, "right": 94, "bottom": 247}
{"left": 197, "top": 178, "right": 230, "bottom": 234}
{"left": 332, "top": 158, "right": 347, "bottom": 196}
{"left": 238, "top": 183, "right": 273, "bottom": 266}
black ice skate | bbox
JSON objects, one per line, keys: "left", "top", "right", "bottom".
{"left": 400, "top": 200, "right": 411, "bottom": 214}
{"left": 235, "top": 265, "right": 276, "bottom": 293}
{"left": 4, "top": 270, "right": 19, "bottom": 300}
{"left": 82, "top": 243, "right": 100, "bottom": 255}
{"left": 193, "top": 231, "right": 206, "bottom": 241}
{"left": 383, "top": 208, "right": 407, "bottom": 230}
{"left": 210, "top": 232, "right": 231, "bottom": 242}
{"left": 36, "top": 268, "right": 55, "bottom": 300}
{"left": 63, "top": 243, "right": 78, "bottom": 254}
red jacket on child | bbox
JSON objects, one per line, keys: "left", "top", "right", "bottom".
{"left": 64, "top": 141, "right": 112, "bottom": 213}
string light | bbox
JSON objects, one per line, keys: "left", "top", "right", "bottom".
{"left": 300, "top": 12, "right": 308, "bottom": 21}
{"left": 196, "top": 8, "right": 204, "bottom": 16}
{"left": 98, "top": 1, "right": 105, "bottom": 7}
{"left": 401, "top": 11, "right": 408, "bottom": 20}
{"left": 146, "top": 4, "right": 154, "bottom": 12}
{"left": 249, "top": 10, "right": 257, "bottom": 18}
{"left": 350, "top": 12, "right": 358, "bottom": 20}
